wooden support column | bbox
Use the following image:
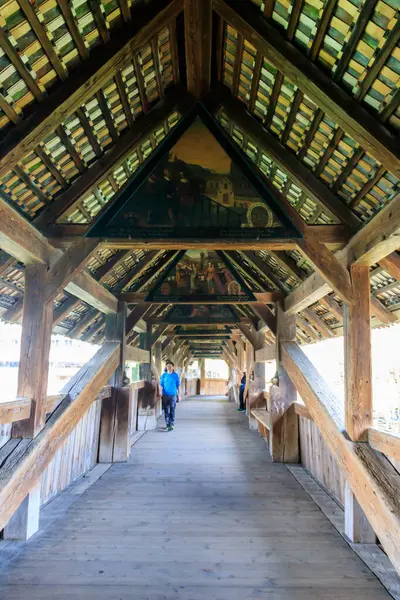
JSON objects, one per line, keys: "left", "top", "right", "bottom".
{"left": 137, "top": 332, "right": 157, "bottom": 430}
{"left": 5, "top": 264, "right": 53, "bottom": 540}
{"left": 98, "top": 301, "right": 127, "bottom": 462}
{"left": 344, "top": 265, "right": 372, "bottom": 442}
{"left": 200, "top": 358, "right": 206, "bottom": 395}
{"left": 344, "top": 482, "right": 377, "bottom": 544}
{"left": 269, "top": 303, "right": 299, "bottom": 462}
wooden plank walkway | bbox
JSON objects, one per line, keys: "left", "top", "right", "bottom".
{"left": 0, "top": 398, "right": 392, "bottom": 599}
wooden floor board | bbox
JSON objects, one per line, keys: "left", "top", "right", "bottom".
{"left": 0, "top": 399, "right": 392, "bottom": 598}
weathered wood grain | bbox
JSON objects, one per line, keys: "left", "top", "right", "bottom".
{"left": 0, "top": 343, "right": 120, "bottom": 531}
{"left": 282, "top": 341, "right": 400, "bottom": 575}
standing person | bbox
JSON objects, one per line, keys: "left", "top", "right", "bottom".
{"left": 160, "top": 361, "right": 180, "bottom": 431}
{"left": 237, "top": 371, "right": 246, "bottom": 412}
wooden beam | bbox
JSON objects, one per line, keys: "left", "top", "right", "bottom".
{"left": 0, "top": 196, "right": 117, "bottom": 314}
{"left": 285, "top": 192, "right": 400, "bottom": 313}
{"left": 347, "top": 193, "right": 400, "bottom": 266}
{"left": 126, "top": 346, "right": 151, "bottom": 363}
{"left": 218, "top": 87, "right": 361, "bottom": 229}
{"left": 255, "top": 344, "right": 276, "bottom": 362}
{"left": 369, "top": 428, "right": 400, "bottom": 461}
{"left": 251, "top": 303, "right": 277, "bottom": 336}
{"left": 0, "top": 0, "right": 184, "bottom": 180}
{"left": 281, "top": 340, "right": 400, "bottom": 574}
{"left": 0, "top": 398, "right": 31, "bottom": 424}
{"left": 344, "top": 266, "right": 372, "bottom": 442}
{"left": 236, "top": 323, "right": 265, "bottom": 350}
{"left": 12, "top": 265, "right": 53, "bottom": 438}
{"left": 184, "top": 0, "right": 212, "bottom": 98}
{"left": 120, "top": 292, "right": 282, "bottom": 304}
{"left": 296, "top": 239, "right": 353, "bottom": 305}
{"left": 0, "top": 343, "right": 119, "bottom": 532}
{"left": 45, "top": 239, "right": 99, "bottom": 303}
{"left": 213, "top": 0, "right": 400, "bottom": 179}
{"left": 125, "top": 304, "right": 153, "bottom": 337}
{"left": 302, "top": 308, "right": 335, "bottom": 339}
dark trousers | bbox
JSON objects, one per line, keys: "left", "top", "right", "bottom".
{"left": 163, "top": 395, "right": 177, "bottom": 426}
{"left": 239, "top": 384, "right": 246, "bottom": 410}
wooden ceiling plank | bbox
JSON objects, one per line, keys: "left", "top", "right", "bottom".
{"left": 309, "top": 0, "right": 336, "bottom": 61}
{"left": 58, "top": 0, "right": 89, "bottom": 60}
{"left": 18, "top": 0, "right": 68, "bottom": 81}
{"left": 118, "top": 0, "right": 131, "bottom": 22}
{"left": 35, "top": 146, "right": 68, "bottom": 190}
{"left": 96, "top": 89, "right": 119, "bottom": 143}
{"left": 379, "top": 88, "right": 400, "bottom": 124}
{"left": 0, "top": 0, "right": 184, "bottom": 180}
{"left": 0, "top": 28, "right": 43, "bottom": 100}
{"left": 76, "top": 107, "right": 103, "bottom": 158}
{"left": 286, "top": 0, "right": 303, "bottom": 41}
{"left": 333, "top": 0, "right": 377, "bottom": 83}
{"left": 355, "top": 20, "right": 400, "bottom": 102}
{"left": 213, "top": 0, "right": 400, "bottom": 178}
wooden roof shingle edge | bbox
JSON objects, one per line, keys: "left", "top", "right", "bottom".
{"left": 213, "top": 0, "right": 400, "bottom": 179}
{"left": 0, "top": 0, "right": 184, "bottom": 181}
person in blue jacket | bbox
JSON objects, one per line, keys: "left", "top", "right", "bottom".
{"left": 160, "top": 361, "right": 181, "bottom": 431}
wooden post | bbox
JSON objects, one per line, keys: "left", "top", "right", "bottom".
{"left": 269, "top": 303, "right": 299, "bottom": 462}
{"left": 137, "top": 332, "right": 157, "bottom": 430}
{"left": 5, "top": 264, "right": 53, "bottom": 540}
{"left": 98, "top": 301, "right": 126, "bottom": 462}
{"left": 13, "top": 264, "right": 53, "bottom": 438}
{"left": 200, "top": 358, "right": 206, "bottom": 395}
{"left": 344, "top": 265, "right": 372, "bottom": 441}
{"left": 344, "top": 482, "right": 377, "bottom": 544}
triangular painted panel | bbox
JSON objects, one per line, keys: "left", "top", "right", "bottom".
{"left": 166, "top": 304, "right": 240, "bottom": 324}
{"left": 86, "top": 104, "right": 302, "bottom": 242}
{"left": 146, "top": 250, "right": 255, "bottom": 302}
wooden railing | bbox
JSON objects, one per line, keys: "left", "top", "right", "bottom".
{"left": 0, "top": 343, "right": 119, "bottom": 532}
{"left": 293, "top": 400, "right": 400, "bottom": 462}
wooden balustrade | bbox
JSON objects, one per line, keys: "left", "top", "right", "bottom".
{"left": 0, "top": 386, "right": 114, "bottom": 424}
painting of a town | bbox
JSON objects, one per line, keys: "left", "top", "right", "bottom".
{"left": 147, "top": 250, "right": 254, "bottom": 302}
{"left": 104, "top": 117, "right": 282, "bottom": 239}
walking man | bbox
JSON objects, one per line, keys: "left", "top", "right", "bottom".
{"left": 160, "top": 361, "right": 180, "bottom": 431}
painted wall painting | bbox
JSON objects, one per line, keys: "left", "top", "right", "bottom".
{"left": 167, "top": 304, "right": 240, "bottom": 323}
{"left": 105, "top": 118, "right": 282, "bottom": 238}
{"left": 147, "top": 250, "right": 254, "bottom": 302}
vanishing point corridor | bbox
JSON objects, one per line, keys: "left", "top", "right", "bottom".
{"left": 0, "top": 398, "right": 391, "bottom": 599}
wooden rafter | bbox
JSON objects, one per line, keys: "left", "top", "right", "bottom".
{"left": 34, "top": 85, "right": 186, "bottom": 229}
{"left": 219, "top": 87, "right": 360, "bottom": 229}
{"left": 0, "top": 0, "right": 184, "bottom": 180}
{"left": 213, "top": 0, "right": 400, "bottom": 179}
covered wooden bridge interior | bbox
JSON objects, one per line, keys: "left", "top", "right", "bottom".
{"left": 0, "top": 0, "right": 400, "bottom": 596}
